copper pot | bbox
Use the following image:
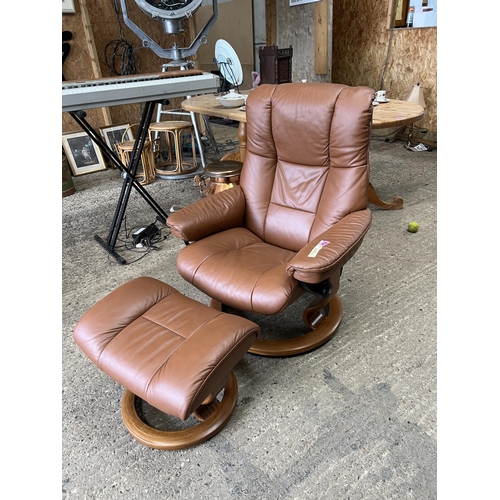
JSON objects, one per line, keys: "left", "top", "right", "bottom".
{"left": 194, "top": 160, "right": 243, "bottom": 198}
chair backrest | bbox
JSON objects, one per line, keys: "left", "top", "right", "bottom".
{"left": 241, "top": 82, "right": 374, "bottom": 252}
{"left": 121, "top": 123, "right": 136, "bottom": 142}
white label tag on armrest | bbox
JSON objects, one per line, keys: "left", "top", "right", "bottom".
{"left": 308, "top": 240, "right": 330, "bottom": 258}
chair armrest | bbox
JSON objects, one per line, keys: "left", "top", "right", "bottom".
{"left": 166, "top": 185, "right": 246, "bottom": 242}
{"left": 286, "top": 209, "right": 372, "bottom": 283}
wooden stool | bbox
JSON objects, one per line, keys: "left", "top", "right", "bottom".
{"left": 149, "top": 121, "right": 198, "bottom": 177}
{"left": 194, "top": 160, "right": 243, "bottom": 198}
{"left": 115, "top": 124, "right": 156, "bottom": 186}
{"left": 73, "top": 277, "right": 259, "bottom": 450}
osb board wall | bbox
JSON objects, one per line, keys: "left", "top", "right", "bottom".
{"left": 62, "top": 0, "right": 197, "bottom": 134}
{"left": 194, "top": 0, "right": 254, "bottom": 90}
{"left": 332, "top": 0, "right": 437, "bottom": 133}
{"left": 276, "top": 0, "right": 332, "bottom": 83}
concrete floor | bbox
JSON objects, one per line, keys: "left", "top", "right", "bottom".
{"left": 60, "top": 122, "right": 437, "bottom": 499}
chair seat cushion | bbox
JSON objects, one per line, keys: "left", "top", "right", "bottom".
{"left": 176, "top": 228, "right": 303, "bottom": 315}
{"left": 73, "top": 277, "right": 259, "bottom": 420}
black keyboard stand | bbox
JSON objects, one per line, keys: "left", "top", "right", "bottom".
{"left": 69, "top": 100, "right": 170, "bottom": 265}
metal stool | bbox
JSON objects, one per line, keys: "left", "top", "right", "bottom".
{"left": 194, "top": 160, "right": 243, "bottom": 198}
{"left": 154, "top": 61, "right": 219, "bottom": 169}
{"left": 115, "top": 124, "right": 156, "bottom": 186}
{"left": 149, "top": 121, "right": 198, "bottom": 178}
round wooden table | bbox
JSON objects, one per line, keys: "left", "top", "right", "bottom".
{"left": 369, "top": 99, "right": 424, "bottom": 209}
{"left": 182, "top": 94, "right": 424, "bottom": 210}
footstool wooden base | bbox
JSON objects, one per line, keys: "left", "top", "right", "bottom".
{"left": 73, "top": 277, "right": 259, "bottom": 450}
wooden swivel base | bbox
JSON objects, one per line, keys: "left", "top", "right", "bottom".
{"left": 368, "top": 182, "right": 404, "bottom": 210}
{"left": 121, "top": 372, "right": 238, "bottom": 450}
{"left": 211, "top": 294, "right": 343, "bottom": 357}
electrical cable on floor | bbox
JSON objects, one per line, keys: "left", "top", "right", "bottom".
{"left": 106, "top": 215, "right": 170, "bottom": 265}
{"left": 210, "top": 139, "right": 239, "bottom": 154}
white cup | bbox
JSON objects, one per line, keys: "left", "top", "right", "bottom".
{"left": 375, "top": 90, "right": 387, "bottom": 102}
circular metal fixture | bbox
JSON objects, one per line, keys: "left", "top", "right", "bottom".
{"left": 136, "top": 0, "right": 203, "bottom": 17}
{"left": 119, "top": 0, "right": 218, "bottom": 59}
{"left": 135, "top": 0, "right": 204, "bottom": 33}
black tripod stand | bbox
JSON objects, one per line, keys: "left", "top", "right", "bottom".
{"left": 69, "top": 99, "right": 170, "bottom": 264}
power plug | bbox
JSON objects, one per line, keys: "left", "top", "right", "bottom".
{"left": 133, "top": 224, "right": 160, "bottom": 246}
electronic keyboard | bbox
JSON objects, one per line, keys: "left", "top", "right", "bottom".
{"left": 62, "top": 70, "right": 219, "bottom": 112}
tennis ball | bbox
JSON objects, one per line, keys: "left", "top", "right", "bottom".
{"left": 407, "top": 222, "right": 419, "bottom": 233}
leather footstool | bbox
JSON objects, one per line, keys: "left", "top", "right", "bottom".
{"left": 73, "top": 277, "right": 259, "bottom": 450}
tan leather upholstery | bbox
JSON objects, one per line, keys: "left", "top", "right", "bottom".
{"left": 167, "top": 83, "right": 374, "bottom": 317}
{"left": 73, "top": 277, "right": 259, "bottom": 421}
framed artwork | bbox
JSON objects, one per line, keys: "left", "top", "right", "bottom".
{"left": 99, "top": 123, "right": 132, "bottom": 155}
{"left": 62, "top": 131, "right": 107, "bottom": 176}
{"left": 392, "top": 0, "right": 410, "bottom": 27}
{"left": 62, "top": 0, "right": 76, "bottom": 13}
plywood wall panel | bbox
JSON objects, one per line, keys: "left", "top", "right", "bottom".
{"left": 332, "top": 0, "right": 436, "bottom": 133}
{"left": 62, "top": 0, "right": 197, "bottom": 135}
{"left": 268, "top": 0, "right": 436, "bottom": 133}
{"left": 194, "top": 0, "right": 254, "bottom": 90}
{"left": 62, "top": 1, "right": 107, "bottom": 132}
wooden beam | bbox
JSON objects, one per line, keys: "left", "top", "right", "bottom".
{"left": 265, "top": 0, "right": 277, "bottom": 47}
{"left": 314, "top": 0, "right": 328, "bottom": 75}
{"left": 79, "top": 0, "right": 112, "bottom": 125}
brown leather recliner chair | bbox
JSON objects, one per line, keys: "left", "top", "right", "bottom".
{"left": 167, "top": 82, "right": 374, "bottom": 356}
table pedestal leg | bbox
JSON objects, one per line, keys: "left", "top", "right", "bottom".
{"left": 237, "top": 122, "right": 247, "bottom": 161}
{"left": 221, "top": 122, "right": 247, "bottom": 162}
{"left": 368, "top": 182, "right": 404, "bottom": 210}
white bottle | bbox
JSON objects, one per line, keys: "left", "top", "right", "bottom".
{"left": 406, "top": 6, "right": 415, "bottom": 27}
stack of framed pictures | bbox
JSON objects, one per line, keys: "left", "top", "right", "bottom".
{"left": 62, "top": 124, "right": 132, "bottom": 176}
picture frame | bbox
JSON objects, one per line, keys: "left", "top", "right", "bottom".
{"left": 62, "top": 0, "right": 76, "bottom": 14}
{"left": 99, "top": 123, "right": 133, "bottom": 155}
{"left": 62, "top": 131, "right": 107, "bottom": 176}
{"left": 392, "top": 0, "right": 410, "bottom": 27}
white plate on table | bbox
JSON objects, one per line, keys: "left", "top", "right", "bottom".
{"left": 215, "top": 39, "right": 243, "bottom": 87}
